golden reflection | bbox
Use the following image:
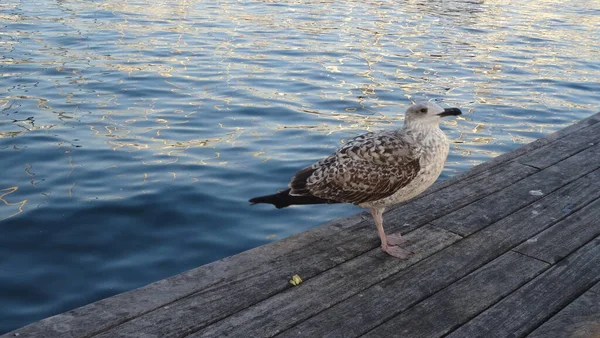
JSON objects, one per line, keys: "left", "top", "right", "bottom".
{"left": 141, "top": 158, "right": 178, "bottom": 165}
{"left": 0, "top": 187, "right": 27, "bottom": 221}
{"left": 24, "top": 163, "right": 42, "bottom": 187}
{"left": 473, "top": 137, "right": 494, "bottom": 144}
{"left": 107, "top": 141, "right": 149, "bottom": 151}
{"left": 0, "top": 131, "right": 25, "bottom": 139}
{"left": 161, "top": 139, "right": 220, "bottom": 149}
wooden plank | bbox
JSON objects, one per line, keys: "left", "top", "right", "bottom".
{"left": 517, "top": 117, "right": 600, "bottom": 169}
{"left": 275, "top": 169, "right": 600, "bottom": 338}
{"left": 189, "top": 226, "right": 461, "bottom": 338}
{"left": 432, "top": 143, "right": 600, "bottom": 236}
{"left": 362, "top": 251, "right": 548, "bottom": 338}
{"left": 515, "top": 197, "right": 600, "bottom": 264}
{"left": 446, "top": 236, "right": 600, "bottom": 338}
{"left": 86, "top": 226, "right": 459, "bottom": 338}
{"left": 527, "top": 281, "right": 600, "bottom": 338}
{"left": 382, "top": 161, "right": 537, "bottom": 233}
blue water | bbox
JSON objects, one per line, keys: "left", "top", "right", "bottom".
{"left": 1, "top": 0, "right": 599, "bottom": 333}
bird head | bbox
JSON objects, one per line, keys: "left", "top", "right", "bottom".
{"left": 404, "top": 102, "right": 462, "bottom": 128}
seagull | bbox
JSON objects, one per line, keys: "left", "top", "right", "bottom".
{"left": 249, "top": 102, "right": 462, "bottom": 258}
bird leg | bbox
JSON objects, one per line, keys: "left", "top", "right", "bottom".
{"left": 387, "top": 233, "right": 409, "bottom": 246}
{"left": 370, "top": 208, "right": 412, "bottom": 259}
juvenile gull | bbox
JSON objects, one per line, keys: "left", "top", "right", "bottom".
{"left": 249, "top": 102, "right": 462, "bottom": 258}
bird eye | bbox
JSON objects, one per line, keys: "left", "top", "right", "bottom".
{"left": 419, "top": 108, "right": 428, "bottom": 113}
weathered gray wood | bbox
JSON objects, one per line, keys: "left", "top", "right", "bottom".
{"left": 190, "top": 225, "right": 461, "bottom": 338}
{"left": 433, "top": 143, "right": 600, "bottom": 236}
{"left": 276, "top": 169, "right": 600, "bottom": 338}
{"left": 446, "top": 236, "right": 600, "bottom": 338}
{"left": 362, "top": 251, "right": 548, "bottom": 338}
{"left": 527, "top": 281, "right": 600, "bottom": 338}
{"left": 515, "top": 197, "right": 600, "bottom": 264}
{"left": 517, "top": 117, "right": 600, "bottom": 169}
{"left": 89, "top": 227, "right": 460, "bottom": 338}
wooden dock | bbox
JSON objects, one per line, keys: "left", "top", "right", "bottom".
{"left": 5, "top": 112, "right": 600, "bottom": 338}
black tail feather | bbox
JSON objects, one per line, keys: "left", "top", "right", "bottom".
{"left": 249, "top": 188, "right": 340, "bottom": 209}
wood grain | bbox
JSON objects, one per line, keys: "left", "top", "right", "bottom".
{"left": 515, "top": 196, "right": 600, "bottom": 264}
{"left": 433, "top": 143, "right": 600, "bottom": 236}
{"left": 190, "top": 225, "right": 461, "bottom": 338}
{"left": 527, "top": 281, "right": 600, "bottom": 338}
{"left": 362, "top": 251, "right": 548, "bottom": 338}
{"left": 446, "top": 236, "right": 600, "bottom": 338}
{"left": 517, "top": 117, "right": 600, "bottom": 169}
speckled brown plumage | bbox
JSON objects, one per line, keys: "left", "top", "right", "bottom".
{"left": 289, "top": 131, "right": 421, "bottom": 205}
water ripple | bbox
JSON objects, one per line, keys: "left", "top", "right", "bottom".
{"left": 1, "top": 0, "right": 599, "bottom": 333}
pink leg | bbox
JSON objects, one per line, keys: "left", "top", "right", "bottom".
{"left": 387, "top": 233, "right": 409, "bottom": 246}
{"left": 370, "top": 208, "right": 412, "bottom": 259}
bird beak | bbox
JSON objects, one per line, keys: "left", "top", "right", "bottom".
{"left": 438, "top": 108, "right": 462, "bottom": 117}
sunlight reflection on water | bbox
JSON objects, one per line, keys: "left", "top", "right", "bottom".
{"left": 0, "top": 0, "right": 599, "bottom": 332}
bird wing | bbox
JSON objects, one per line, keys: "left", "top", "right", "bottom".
{"left": 289, "top": 131, "right": 422, "bottom": 205}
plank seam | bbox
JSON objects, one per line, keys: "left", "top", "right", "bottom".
{"left": 429, "top": 166, "right": 541, "bottom": 227}
{"left": 431, "top": 157, "right": 600, "bottom": 238}
{"left": 524, "top": 279, "right": 600, "bottom": 338}
{"left": 510, "top": 249, "right": 552, "bottom": 265}
{"left": 511, "top": 193, "right": 600, "bottom": 261}
{"left": 518, "top": 162, "right": 543, "bottom": 170}
{"left": 359, "top": 252, "right": 551, "bottom": 338}
{"left": 386, "top": 114, "right": 600, "bottom": 204}
{"left": 427, "top": 113, "right": 600, "bottom": 191}
{"left": 526, "top": 280, "right": 600, "bottom": 337}
{"left": 413, "top": 158, "right": 538, "bottom": 202}
{"left": 182, "top": 226, "right": 461, "bottom": 338}
{"left": 359, "top": 254, "right": 551, "bottom": 337}
{"left": 430, "top": 224, "right": 464, "bottom": 239}
{"left": 444, "top": 236, "right": 600, "bottom": 338}
{"left": 80, "top": 278, "right": 229, "bottom": 338}
{"left": 515, "top": 234, "right": 600, "bottom": 337}
{"left": 518, "top": 141, "right": 600, "bottom": 169}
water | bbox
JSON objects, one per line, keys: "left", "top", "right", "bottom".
{"left": 1, "top": 0, "right": 599, "bottom": 333}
